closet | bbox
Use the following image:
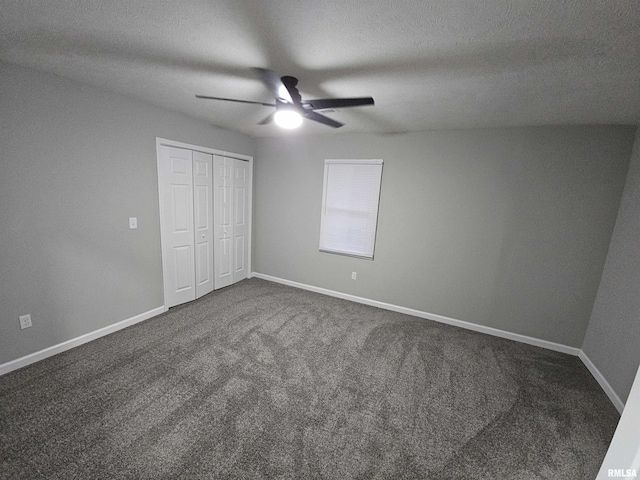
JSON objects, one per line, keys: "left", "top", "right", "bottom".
{"left": 157, "top": 142, "right": 251, "bottom": 309}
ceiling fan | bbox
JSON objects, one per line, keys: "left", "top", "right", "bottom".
{"left": 196, "top": 68, "right": 374, "bottom": 129}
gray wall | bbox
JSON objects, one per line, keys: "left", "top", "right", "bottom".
{"left": 582, "top": 128, "right": 640, "bottom": 403}
{"left": 0, "top": 62, "right": 253, "bottom": 364}
{"left": 253, "top": 127, "right": 635, "bottom": 347}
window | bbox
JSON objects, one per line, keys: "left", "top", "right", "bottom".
{"left": 319, "top": 159, "right": 383, "bottom": 259}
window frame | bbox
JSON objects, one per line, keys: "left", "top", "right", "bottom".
{"left": 318, "top": 159, "right": 384, "bottom": 260}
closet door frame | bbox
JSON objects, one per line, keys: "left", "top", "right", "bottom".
{"left": 156, "top": 137, "right": 253, "bottom": 312}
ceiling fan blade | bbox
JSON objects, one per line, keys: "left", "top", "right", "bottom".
{"left": 253, "top": 68, "right": 293, "bottom": 104}
{"left": 196, "top": 95, "right": 275, "bottom": 107}
{"left": 305, "top": 111, "right": 344, "bottom": 128}
{"left": 257, "top": 112, "right": 275, "bottom": 125}
{"left": 304, "top": 97, "right": 375, "bottom": 110}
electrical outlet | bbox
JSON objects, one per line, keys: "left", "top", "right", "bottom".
{"left": 351, "top": 272, "right": 357, "bottom": 280}
{"left": 19, "top": 314, "right": 32, "bottom": 329}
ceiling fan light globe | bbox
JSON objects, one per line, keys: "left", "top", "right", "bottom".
{"left": 274, "top": 110, "right": 303, "bottom": 129}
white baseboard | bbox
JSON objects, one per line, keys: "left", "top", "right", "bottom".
{"left": 0, "top": 306, "right": 165, "bottom": 377}
{"left": 579, "top": 351, "right": 625, "bottom": 414}
{"left": 251, "top": 272, "right": 581, "bottom": 356}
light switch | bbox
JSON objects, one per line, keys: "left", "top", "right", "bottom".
{"left": 129, "top": 217, "right": 137, "bottom": 229}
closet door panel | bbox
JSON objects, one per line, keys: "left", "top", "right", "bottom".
{"left": 193, "top": 152, "right": 214, "bottom": 298}
{"left": 233, "top": 159, "right": 249, "bottom": 282}
{"left": 158, "top": 146, "right": 196, "bottom": 308}
{"left": 214, "top": 155, "right": 234, "bottom": 289}
{"left": 174, "top": 245, "right": 194, "bottom": 291}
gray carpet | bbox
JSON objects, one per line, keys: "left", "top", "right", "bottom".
{"left": 0, "top": 278, "right": 619, "bottom": 479}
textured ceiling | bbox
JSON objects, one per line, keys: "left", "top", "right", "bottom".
{"left": 1, "top": 0, "right": 639, "bottom": 137}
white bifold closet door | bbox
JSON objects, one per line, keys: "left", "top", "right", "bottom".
{"left": 193, "top": 151, "right": 215, "bottom": 298}
{"left": 158, "top": 146, "right": 214, "bottom": 308}
{"left": 214, "top": 155, "right": 249, "bottom": 289}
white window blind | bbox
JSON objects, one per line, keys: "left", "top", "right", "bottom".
{"left": 319, "top": 159, "right": 383, "bottom": 259}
